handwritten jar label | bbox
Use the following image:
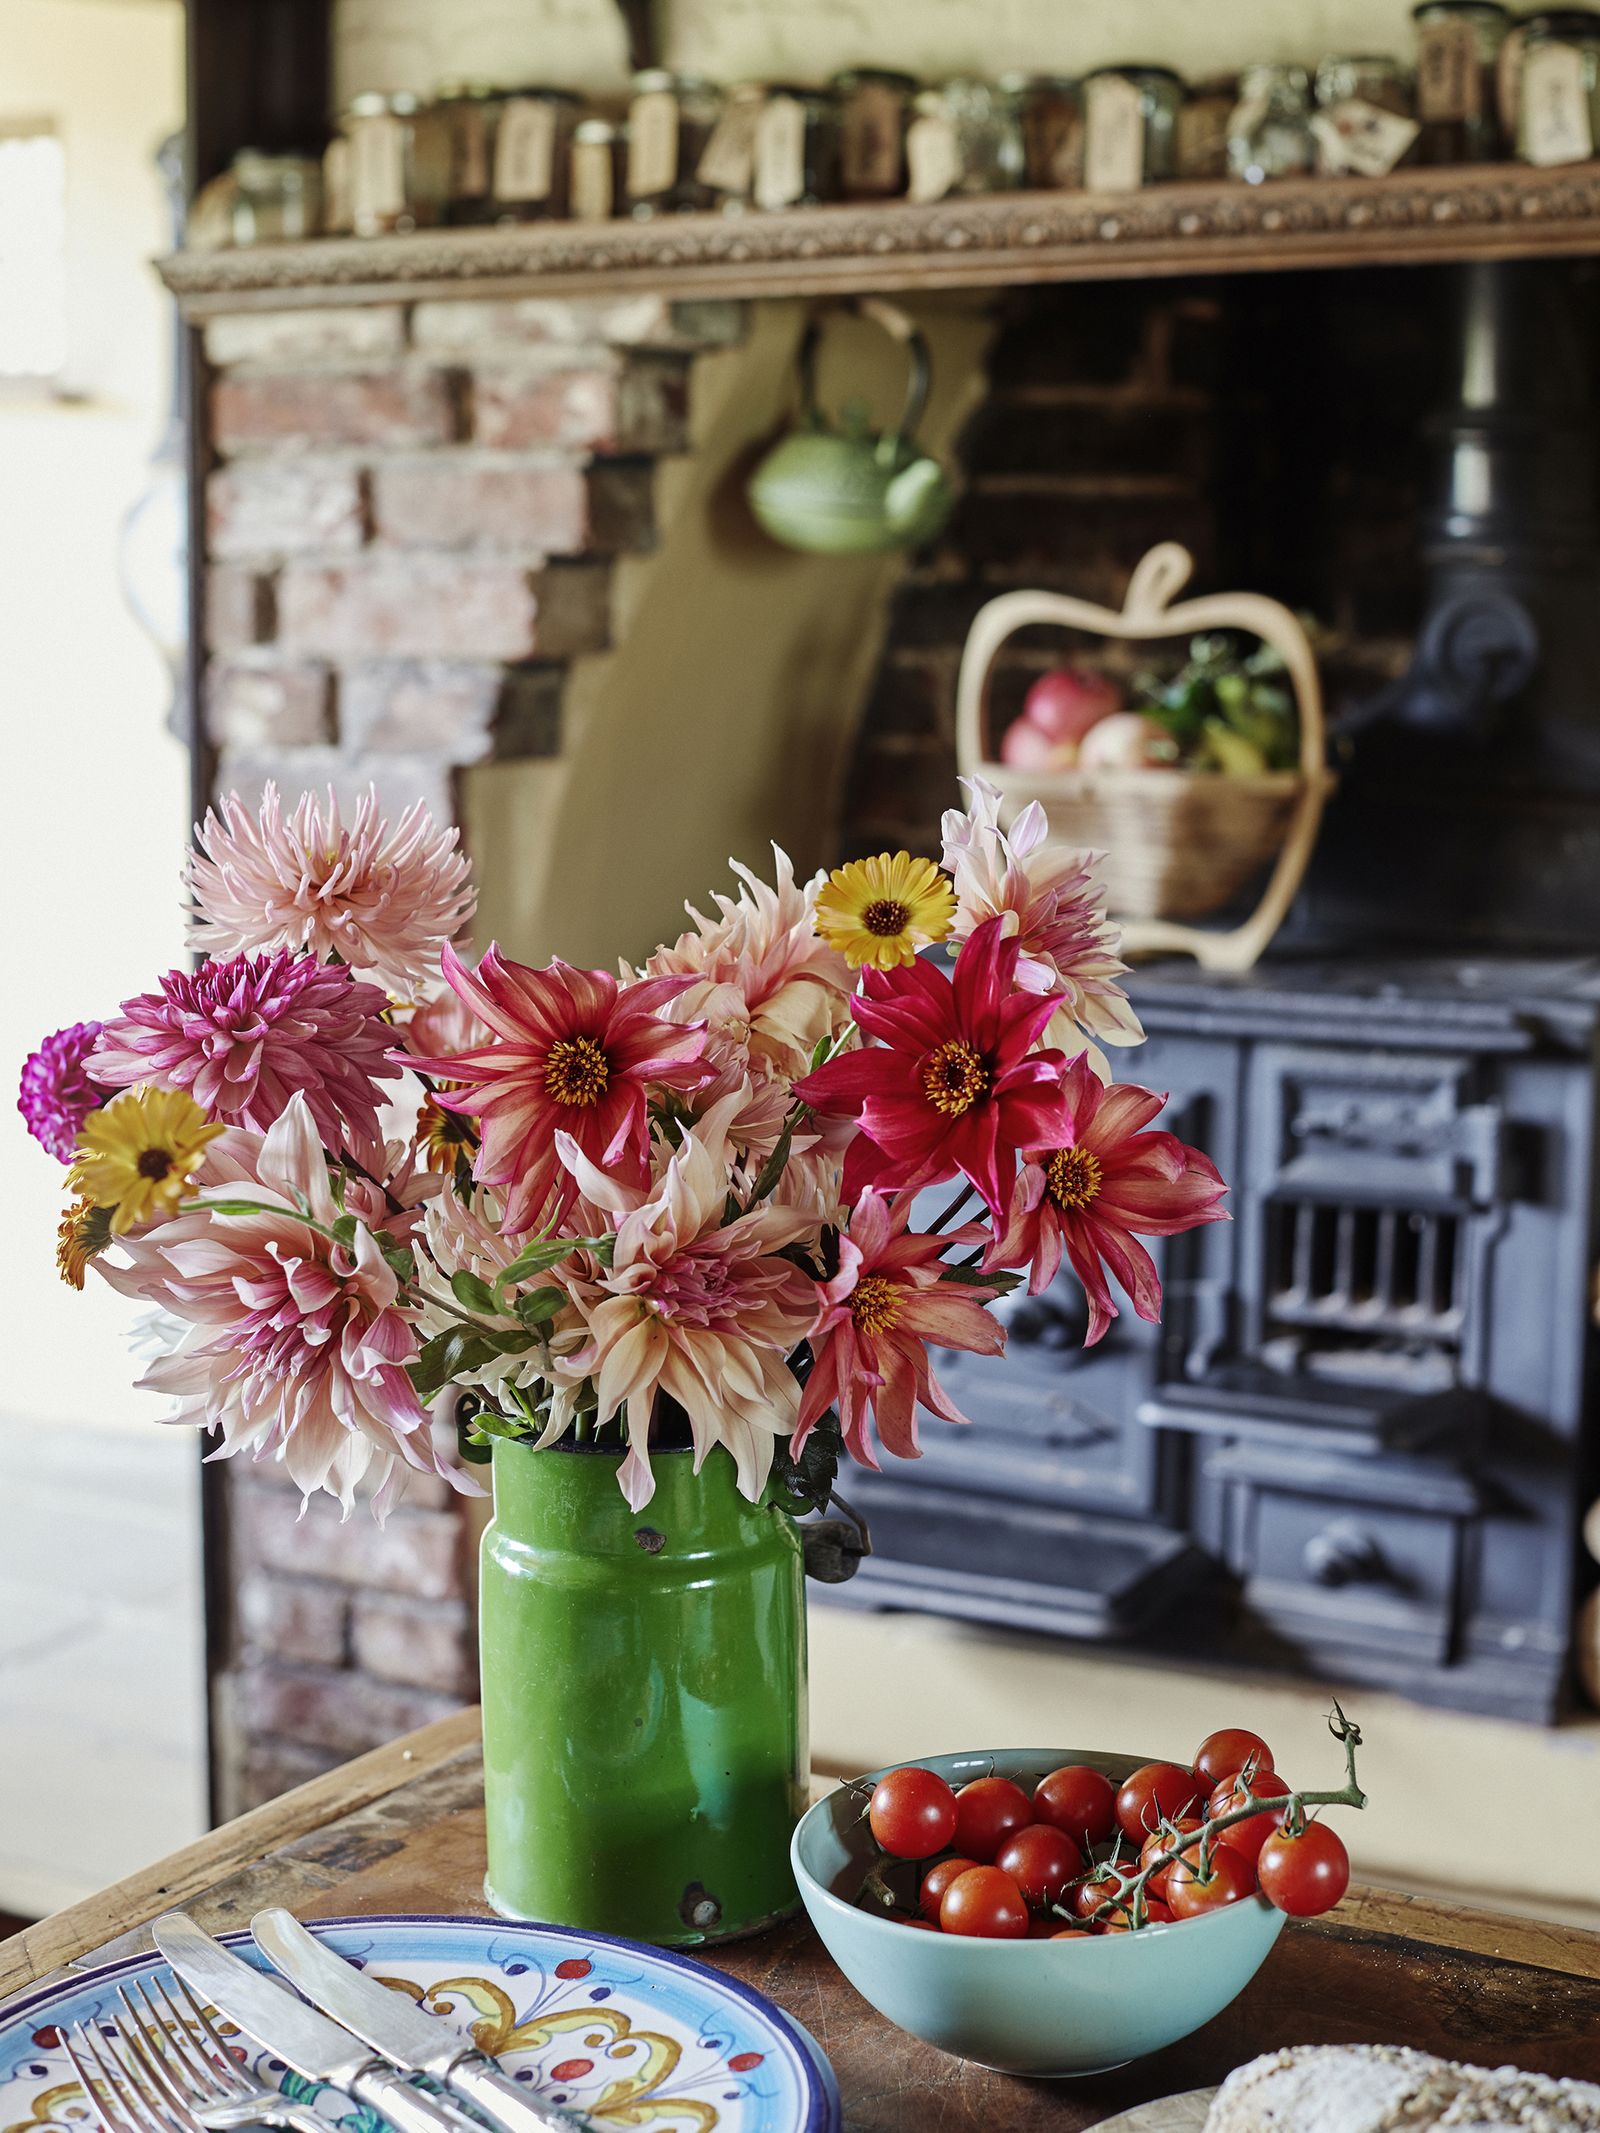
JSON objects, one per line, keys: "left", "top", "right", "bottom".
{"left": 349, "top": 110, "right": 406, "bottom": 230}
{"left": 696, "top": 90, "right": 762, "bottom": 195}
{"left": 906, "top": 105, "right": 961, "bottom": 201}
{"left": 1311, "top": 97, "right": 1421, "bottom": 174}
{"left": 1085, "top": 73, "right": 1147, "bottom": 191}
{"left": 627, "top": 87, "right": 680, "bottom": 199}
{"left": 754, "top": 94, "right": 807, "bottom": 208}
{"left": 839, "top": 77, "right": 905, "bottom": 195}
{"left": 570, "top": 131, "right": 616, "bottom": 220}
{"left": 495, "top": 99, "right": 557, "bottom": 203}
{"left": 1521, "top": 39, "right": 1594, "bottom": 165}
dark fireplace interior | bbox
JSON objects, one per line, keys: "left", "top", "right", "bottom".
{"left": 827, "top": 258, "right": 1600, "bottom": 1724}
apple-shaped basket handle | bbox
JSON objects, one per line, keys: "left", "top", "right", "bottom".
{"left": 953, "top": 542, "right": 1335, "bottom": 973}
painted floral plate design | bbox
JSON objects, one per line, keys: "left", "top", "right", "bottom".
{"left": 0, "top": 1916, "right": 839, "bottom": 2133}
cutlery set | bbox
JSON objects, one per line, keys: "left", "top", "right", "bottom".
{"left": 63, "top": 1910, "right": 578, "bottom": 2133}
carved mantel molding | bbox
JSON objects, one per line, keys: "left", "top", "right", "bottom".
{"left": 159, "top": 161, "right": 1600, "bottom": 315}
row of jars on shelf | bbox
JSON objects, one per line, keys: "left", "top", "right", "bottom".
{"left": 220, "top": 4, "right": 1600, "bottom": 247}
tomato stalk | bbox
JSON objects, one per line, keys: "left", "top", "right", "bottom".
{"left": 1056, "top": 1703, "right": 1367, "bottom": 1930}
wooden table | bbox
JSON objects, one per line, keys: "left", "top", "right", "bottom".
{"left": 5, "top": 1712, "right": 1599, "bottom": 2128}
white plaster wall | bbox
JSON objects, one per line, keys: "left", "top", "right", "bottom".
{"left": 336, "top": 0, "right": 1429, "bottom": 103}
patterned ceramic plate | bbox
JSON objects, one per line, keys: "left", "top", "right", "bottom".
{"left": 0, "top": 1916, "right": 839, "bottom": 2133}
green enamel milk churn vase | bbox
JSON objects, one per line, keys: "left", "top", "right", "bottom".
{"left": 480, "top": 1437, "right": 810, "bottom": 1942}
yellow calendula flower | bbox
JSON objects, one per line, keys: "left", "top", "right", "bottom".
{"left": 814, "top": 852, "right": 956, "bottom": 970}
{"left": 56, "top": 1197, "right": 114, "bottom": 1289}
{"left": 68, "top": 1085, "right": 224, "bottom": 1235}
{"left": 416, "top": 1094, "right": 477, "bottom": 1174}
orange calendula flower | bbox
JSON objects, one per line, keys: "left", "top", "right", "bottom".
{"left": 56, "top": 1197, "right": 113, "bottom": 1288}
{"left": 416, "top": 1095, "right": 477, "bottom": 1173}
{"left": 813, "top": 853, "right": 955, "bottom": 970}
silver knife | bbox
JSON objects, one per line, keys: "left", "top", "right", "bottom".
{"left": 152, "top": 1913, "right": 479, "bottom": 2133}
{"left": 251, "top": 1908, "right": 579, "bottom": 2133}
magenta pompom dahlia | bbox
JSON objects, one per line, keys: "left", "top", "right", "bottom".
{"left": 18, "top": 1021, "right": 106, "bottom": 1163}
{"left": 93, "top": 951, "right": 398, "bottom": 1157}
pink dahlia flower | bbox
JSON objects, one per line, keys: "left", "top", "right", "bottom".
{"left": 406, "top": 942, "right": 712, "bottom": 1236}
{"left": 942, "top": 778, "right": 1144, "bottom": 1056}
{"left": 640, "top": 847, "right": 854, "bottom": 1075}
{"left": 93, "top": 950, "right": 398, "bottom": 1160}
{"left": 795, "top": 915, "right": 1074, "bottom": 1222}
{"left": 186, "top": 783, "right": 475, "bottom": 996}
{"left": 96, "top": 1093, "right": 475, "bottom": 1517}
{"left": 18, "top": 1020, "right": 107, "bottom": 1163}
{"left": 987, "top": 1055, "right": 1230, "bottom": 1345}
{"left": 795, "top": 1189, "right": 1004, "bottom": 1469}
{"left": 546, "top": 1089, "right": 821, "bottom": 1509}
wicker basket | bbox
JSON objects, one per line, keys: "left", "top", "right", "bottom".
{"left": 954, "top": 543, "right": 1335, "bottom": 973}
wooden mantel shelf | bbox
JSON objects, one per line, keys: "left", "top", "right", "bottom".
{"left": 159, "top": 159, "right": 1600, "bottom": 315}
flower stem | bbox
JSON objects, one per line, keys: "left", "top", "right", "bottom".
{"left": 927, "top": 1181, "right": 979, "bottom": 1235}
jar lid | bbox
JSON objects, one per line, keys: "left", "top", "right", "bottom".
{"left": 1239, "top": 60, "right": 1311, "bottom": 88}
{"left": 763, "top": 82, "right": 833, "bottom": 102}
{"left": 433, "top": 78, "right": 499, "bottom": 100}
{"left": 348, "top": 90, "right": 420, "bottom": 116}
{"left": 996, "top": 71, "right": 1079, "bottom": 91}
{"left": 829, "top": 67, "right": 919, "bottom": 89}
{"left": 1522, "top": 5, "right": 1600, "bottom": 31}
{"left": 574, "top": 118, "right": 619, "bottom": 142}
{"left": 1317, "top": 50, "right": 1409, "bottom": 66}
{"left": 503, "top": 84, "right": 583, "bottom": 104}
{"left": 1411, "top": 1, "right": 1510, "bottom": 18}
{"left": 1084, "top": 63, "right": 1188, "bottom": 85}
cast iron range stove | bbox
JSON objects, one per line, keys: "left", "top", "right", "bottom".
{"left": 827, "top": 262, "right": 1600, "bottom": 1723}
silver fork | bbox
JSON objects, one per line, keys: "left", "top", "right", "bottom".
{"left": 64, "top": 1974, "right": 327, "bottom": 2133}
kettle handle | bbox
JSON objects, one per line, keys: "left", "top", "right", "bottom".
{"left": 795, "top": 295, "right": 931, "bottom": 450}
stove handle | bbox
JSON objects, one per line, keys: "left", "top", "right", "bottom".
{"left": 1303, "top": 1518, "right": 1390, "bottom": 1589}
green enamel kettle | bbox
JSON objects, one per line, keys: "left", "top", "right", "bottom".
{"left": 748, "top": 296, "right": 953, "bottom": 556}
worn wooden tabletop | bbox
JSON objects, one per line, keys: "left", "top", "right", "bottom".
{"left": 4, "top": 1711, "right": 1598, "bottom": 2129}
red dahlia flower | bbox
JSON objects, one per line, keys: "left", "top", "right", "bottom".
{"left": 795, "top": 1189, "right": 1004, "bottom": 1468}
{"left": 794, "top": 914, "right": 1073, "bottom": 1222}
{"left": 987, "top": 1055, "right": 1230, "bottom": 1345}
{"left": 405, "top": 943, "right": 711, "bottom": 1234}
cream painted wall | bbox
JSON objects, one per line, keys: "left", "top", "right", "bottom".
{"left": 337, "top": 0, "right": 1427, "bottom": 102}
{"left": 465, "top": 297, "right": 993, "bottom": 970}
{"left": 0, "top": 0, "right": 190, "bottom": 1431}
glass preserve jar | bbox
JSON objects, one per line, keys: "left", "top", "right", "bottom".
{"left": 1516, "top": 10, "right": 1600, "bottom": 161}
{"left": 345, "top": 91, "right": 446, "bottom": 234}
{"left": 1083, "top": 65, "right": 1186, "bottom": 189}
{"left": 1227, "top": 63, "right": 1315, "bottom": 181}
{"left": 230, "top": 151, "right": 322, "bottom": 244}
{"left": 832, "top": 67, "right": 917, "bottom": 197}
{"left": 570, "top": 118, "right": 624, "bottom": 220}
{"left": 753, "top": 86, "right": 839, "bottom": 208}
{"left": 626, "top": 70, "right": 722, "bottom": 214}
{"left": 433, "top": 81, "right": 497, "bottom": 223}
{"left": 1003, "top": 74, "right": 1085, "bottom": 189}
{"left": 1177, "top": 74, "right": 1238, "bottom": 177}
{"left": 1313, "top": 54, "right": 1420, "bottom": 170}
{"left": 491, "top": 88, "right": 581, "bottom": 220}
{"left": 941, "top": 76, "right": 1026, "bottom": 192}
{"left": 1412, "top": 0, "right": 1511, "bottom": 160}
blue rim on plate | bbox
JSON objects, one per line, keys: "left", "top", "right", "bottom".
{"left": 0, "top": 1915, "right": 839, "bottom": 2133}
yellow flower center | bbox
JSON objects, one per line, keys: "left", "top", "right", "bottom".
{"left": 850, "top": 1273, "right": 903, "bottom": 1336}
{"left": 137, "top": 1147, "right": 174, "bottom": 1181}
{"left": 920, "top": 1039, "right": 989, "bottom": 1118}
{"left": 862, "top": 897, "right": 912, "bottom": 938}
{"left": 1045, "top": 1144, "right": 1103, "bottom": 1212}
{"left": 544, "top": 1035, "right": 611, "bottom": 1108}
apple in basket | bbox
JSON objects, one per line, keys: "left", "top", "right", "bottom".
{"left": 1022, "top": 665, "right": 1123, "bottom": 743}
{"left": 1078, "top": 712, "right": 1183, "bottom": 772}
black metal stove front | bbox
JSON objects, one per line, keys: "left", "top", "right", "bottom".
{"left": 829, "top": 958, "right": 1600, "bottom": 1722}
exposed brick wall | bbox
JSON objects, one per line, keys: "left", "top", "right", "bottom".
{"left": 837, "top": 270, "right": 1432, "bottom": 861}
{"left": 199, "top": 291, "right": 747, "bottom": 1814}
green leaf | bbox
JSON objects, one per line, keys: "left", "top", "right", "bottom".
{"left": 495, "top": 1232, "right": 612, "bottom": 1293}
{"left": 745, "top": 1114, "right": 797, "bottom": 1206}
{"left": 450, "top": 1269, "right": 499, "bottom": 1317}
{"left": 513, "top": 1286, "right": 566, "bottom": 1330}
{"left": 332, "top": 1214, "right": 360, "bottom": 1250}
{"left": 769, "top": 1406, "right": 843, "bottom": 1517}
{"left": 409, "top": 1325, "right": 496, "bottom": 1405}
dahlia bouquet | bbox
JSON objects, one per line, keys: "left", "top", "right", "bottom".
{"left": 19, "top": 780, "right": 1227, "bottom": 1520}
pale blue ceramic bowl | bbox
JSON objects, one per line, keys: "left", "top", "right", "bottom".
{"left": 792, "top": 1747, "right": 1286, "bottom": 2078}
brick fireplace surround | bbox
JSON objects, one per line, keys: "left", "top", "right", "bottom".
{"left": 205, "top": 268, "right": 1439, "bottom": 1811}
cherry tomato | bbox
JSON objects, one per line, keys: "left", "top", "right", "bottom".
{"left": 1168, "top": 1843, "right": 1257, "bottom": 1918}
{"left": 1049, "top": 1928, "right": 1091, "bottom": 1940}
{"left": 1258, "top": 1821, "right": 1350, "bottom": 1918}
{"left": 1032, "top": 1764, "right": 1118, "bottom": 1849}
{"left": 952, "top": 1776, "right": 1034, "bottom": 1863}
{"left": 918, "top": 1854, "right": 979, "bottom": 1922}
{"left": 995, "top": 1824, "right": 1085, "bottom": 1909}
{"left": 1139, "top": 1816, "right": 1204, "bottom": 1902}
{"left": 899, "top": 1916, "right": 940, "bottom": 1929}
{"left": 868, "top": 1766, "right": 958, "bottom": 1859}
{"left": 1100, "top": 1895, "right": 1173, "bottom": 1932}
{"left": 1209, "top": 1768, "right": 1293, "bottom": 1866}
{"left": 1193, "top": 1728, "right": 1275, "bottom": 1791}
{"left": 939, "top": 1864, "right": 1031, "bottom": 1939}
{"left": 1115, "top": 1761, "right": 1201, "bottom": 1843}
